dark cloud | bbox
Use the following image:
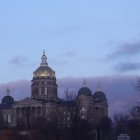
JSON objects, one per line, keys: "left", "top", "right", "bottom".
{"left": 0, "top": 75, "right": 138, "bottom": 117}
{"left": 9, "top": 55, "right": 28, "bottom": 67}
{"left": 63, "top": 50, "right": 77, "bottom": 57}
{"left": 115, "top": 62, "right": 140, "bottom": 72}
{"left": 107, "top": 40, "right": 140, "bottom": 59}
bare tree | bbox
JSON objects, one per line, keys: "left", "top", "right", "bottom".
{"left": 99, "top": 116, "right": 112, "bottom": 140}
{"left": 63, "top": 88, "right": 77, "bottom": 101}
{"left": 130, "top": 106, "right": 140, "bottom": 119}
{"left": 126, "top": 107, "right": 140, "bottom": 140}
{"left": 113, "top": 113, "right": 129, "bottom": 137}
{"left": 0, "top": 110, "right": 4, "bottom": 129}
{"left": 32, "top": 117, "right": 59, "bottom": 140}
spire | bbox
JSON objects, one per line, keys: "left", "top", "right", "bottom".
{"left": 40, "top": 50, "right": 48, "bottom": 66}
{"left": 83, "top": 77, "right": 87, "bottom": 87}
{"left": 97, "top": 82, "right": 101, "bottom": 91}
{"left": 6, "top": 88, "right": 10, "bottom": 96}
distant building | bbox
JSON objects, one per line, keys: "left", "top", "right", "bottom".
{"left": 0, "top": 51, "right": 108, "bottom": 128}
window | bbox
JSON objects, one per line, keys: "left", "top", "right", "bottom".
{"left": 3, "top": 114, "right": 7, "bottom": 122}
{"left": 8, "top": 114, "right": 12, "bottom": 123}
{"left": 45, "top": 88, "right": 48, "bottom": 95}
{"left": 41, "top": 87, "right": 44, "bottom": 95}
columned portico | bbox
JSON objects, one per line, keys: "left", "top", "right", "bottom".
{"left": 12, "top": 98, "right": 43, "bottom": 126}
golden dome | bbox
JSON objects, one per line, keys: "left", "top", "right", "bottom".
{"left": 33, "top": 51, "right": 55, "bottom": 78}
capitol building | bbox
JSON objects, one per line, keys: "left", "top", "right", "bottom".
{"left": 0, "top": 51, "right": 108, "bottom": 128}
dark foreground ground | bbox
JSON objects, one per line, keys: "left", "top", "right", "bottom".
{"left": 0, "top": 129, "right": 45, "bottom": 140}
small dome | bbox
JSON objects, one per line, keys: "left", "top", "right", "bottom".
{"left": 93, "top": 91, "right": 107, "bottom": 102}
{"left": 78, "top": 87, "right": 92, "bottom": 96}
{"left": 2, "top": 96, "right": 14, "bottom": 104}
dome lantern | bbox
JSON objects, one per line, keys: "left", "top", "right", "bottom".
{"left": 6, "top": 88, "right": 10, "bottom": 96}
{"left": 83, "top": 77, "right": 87, "bottom": 87}
{"left": 96, "top": 82, "right": 102, "bottom": 92}
{"left": 40, "top": 50, "right": 48, "bottom": 66}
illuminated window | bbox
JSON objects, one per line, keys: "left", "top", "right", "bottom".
{"left": 8, "top": 114, "right": 12, "bottom": 123}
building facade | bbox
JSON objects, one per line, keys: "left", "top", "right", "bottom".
{"left": 0, "top": 51, "right": 108, "bottom": 128}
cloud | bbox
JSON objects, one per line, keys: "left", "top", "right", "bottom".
{"left": 107, "top": 40, "right": 140, "bottom": 59}
{"left": 0, "top": 75, "right": 138, "bottom": 117}
{"left": 9, "top": 55, "right": 28, "bottom": 67}
{"left": 63, "top": 50, "right": 77, "bottom": 57}
{"left": 50, "top": 51, "right": 76, "bottom": 66}
{"left": 115, "top": 62, "right": 140, "bottom": 72}
{"left": 50, "top": 59, "right": 68, "bottom": 66}
{"left": 58, "top": 75, "right": 138, "bottom": 116}
{"left": 0, "top": 80, "right": 31, "bottom": 101}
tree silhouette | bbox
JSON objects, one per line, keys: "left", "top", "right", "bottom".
{"left": 99, "top": 116, "right": 112, "bottom": 140}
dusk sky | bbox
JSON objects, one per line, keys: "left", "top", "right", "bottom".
{"left": 0, "top": 1, "right": 140, "bottom": 115}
